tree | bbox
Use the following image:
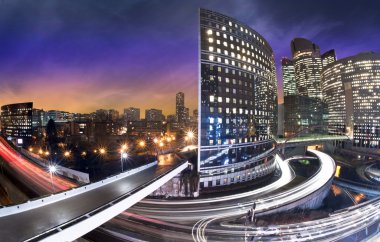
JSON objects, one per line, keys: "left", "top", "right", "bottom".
{"left": 46, "top": 119, "right": 58, "bottom": 152}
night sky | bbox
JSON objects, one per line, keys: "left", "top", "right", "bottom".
{"left": 1, "top": 0, "right": 379, "bottom": 116}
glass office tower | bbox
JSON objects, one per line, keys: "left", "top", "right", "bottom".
{"left": 198, "top": 9, "right": 278, "bottom": 188}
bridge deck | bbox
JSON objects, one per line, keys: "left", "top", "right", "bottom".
{"left": 0, "top": 160, "right": 187, "bottom": 242}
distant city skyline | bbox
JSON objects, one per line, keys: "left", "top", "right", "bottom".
{"left": 0, "top": 0, "right": 379, "bottom": 111}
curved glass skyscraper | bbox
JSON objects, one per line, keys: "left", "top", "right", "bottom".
{"left": 291, "top": 38, "right": 323, "bottom": 99}
{"left": 198, "top": 9, "right": 278, "bottom": 188}
{"left": 322, "top": 51, "right": 380, "bottom": 150}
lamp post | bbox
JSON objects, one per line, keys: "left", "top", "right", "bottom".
{"left": 120, "top": 151, "right": 128, "bottom": 172}
{"left": 48, "top": 165, "right": 57, "bottom": 193}
{"left": 120, "top": 144, "right": 128, "bottom": 172}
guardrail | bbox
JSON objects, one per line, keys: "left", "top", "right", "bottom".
{"left": 0, "top": 136, "right": 90, "bottom": 183}
{"left": 275, "top": 135, "right": 349, "bottom": 144}
{"left": 0, "top": 161, "right": 157, "bottom": 217}
{"left": 20, "top": 148, "right": 90, "bottom": 184}
{"left": 26, "top": 160, "right": 189, "bottom": 242}
{"left": 334, "top": 177, "right": 380, "bottom": 191}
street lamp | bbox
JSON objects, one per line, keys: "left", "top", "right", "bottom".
{"left": 48, "top": 165, "right": 57, "bottom": 193}
{"left": 138, "top": 140, "right": 146, "bottom": 148}
{"left": 64, "top": 151, "right": 70, "bottom": 158}
{"left": 187, "top": 130, "right": 194, "bottom": 140}
{"left": 185, "top": 130, "right": 196, "bottom": 145}
{"left": 120, "top": 151, "right": 128, "bottom": 172}
{"left": 99, "top": 148, "right": 106, "bottom": 155}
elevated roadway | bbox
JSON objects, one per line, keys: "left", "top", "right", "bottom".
{"left": 0, "top": 156, "right": 188, "bottom": 241}
{"left": 129, "top": 150, "right": 334, "bottom": 224}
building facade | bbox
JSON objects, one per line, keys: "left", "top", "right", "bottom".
{"left": 321, "top": 49, "right": 337, "bottom": 67}
{"left": 322, "top": 51, "right": 380, "bottom": 150}
{"left": 176, "top": 92, "right": 186, "bottom": 125}
{"left": 282, "top": 38, "right": 333, "bottom": 138}
{"left": 145, "top": 109, "right": 164, "bottom": 122}
{"left": 1, "top": 102, "right": 33, "bottom": 146}
{"left": 284, "top": 95, "right": 327, "bottom": 137}
{"left": 291, "top": 38, "right": 323, "bottom": 99}
{"left": 199, "top": 8, "right": 277, "bottom": 189}
{"left": 124, "top": 107, "right": 140, "bottom": 122}
{"left": 282, "top": 58, "right": 297, "bottom": 96}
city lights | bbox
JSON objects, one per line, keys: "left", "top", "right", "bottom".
{"left": 99, "top": 148, "right": 106, "bottom": 155}
{"left": 64, "top": 151, "right": 70, "bottom": 157}
{"left": 138, "top": 140, "right": 146, "bottom": 148}
{"left": 0, "top": 3, "right": 378, "bottom": 242}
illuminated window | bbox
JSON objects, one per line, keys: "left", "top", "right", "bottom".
{"left": 207, "top": 29, "right": 213, "bottom": 35}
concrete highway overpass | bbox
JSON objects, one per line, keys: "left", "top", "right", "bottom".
{"left": 0, "top": 160, "right": 188, "bottom": 242}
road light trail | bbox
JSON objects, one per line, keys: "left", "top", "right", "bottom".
{"left": 141, "top": 154, "right": 294, "bottom": 206}
{"left": 131, "top": 150, "right": 334, "bottom": 222}
{"left": 0, "top": 137, "right": 76, "bottom": 194}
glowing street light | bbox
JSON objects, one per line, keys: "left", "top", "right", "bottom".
{"left": 138, "top": 140, "right": 146, "bottom": 148}
{"left": 99, "top": 148, "right": 106, "bottom": 155}
{"left": 38, "top": 149, "right": 43, "bottom": 155}
{"left": 121, "top": 144, "right": 127, "bottom": 151}
{"left": 153, "top": 138, "right": 159, "bottom": 144}
{"left": 48, "top": 164, "right": 57, "bottom": 193}
{"left": 120, "top": 151, "right": 128, "bottom": 172}
{"left": 122, "top": 152, "right": 128, "bottom": 159}
{"left": 45, "top": 151, "right": 50, "bottom": 156}
{"left": 29, "top": 147, "right": 33, "bottom": 152}
{"left": 64, "top": 151, "right": 70, "bottom": 158}
{"left": 187, "top": 131, "right": 195, "bottom": 140}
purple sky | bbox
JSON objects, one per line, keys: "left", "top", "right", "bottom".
{"left": 0, "top": 0, "right": 379, "bottom": 115}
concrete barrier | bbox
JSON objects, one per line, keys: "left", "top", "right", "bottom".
{"left": 19, "top": 149, "right": 90, "bottom": 184}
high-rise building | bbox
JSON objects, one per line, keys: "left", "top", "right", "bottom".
{"left": 46, "top": 110, "right": 73, "bottom": 123}
{"left": 281, "top": 58, "right": 297, "bottom": 96}
{"left": 321, "top": 49, "right": 337, "bottom": 67}
{"left": 1, "top": 102, "right": 33, "bottom": 146}
{"left": 282, "top": 38, "right": 331, "bottom": 137}
{"left": 145, "top": 109, "right": 164, "bottom": 122}
{"left": 199, "top": 8, "right": 277, "bottom": 188}
{"left": 322, "top": 51, "right": 380, "bottom": 150}
{"left": 291, "top": 38, "right": 323, "bottom": 99}
{"left": 284, "top": 95, "right": 327, "bottom": 137}
{"left": 124, "top": 107, "right": 140, "bottom": 122}
{"left": 95, "top": 109, "right": 119, "bottom": 121}
{"left": 176, "top": 92, "right": 186, "bottom": 124}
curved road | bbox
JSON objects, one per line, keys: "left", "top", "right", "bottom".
{"left": 0, "top": 137, "right": 76, "bottom": 194}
